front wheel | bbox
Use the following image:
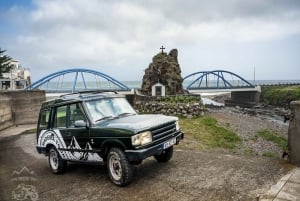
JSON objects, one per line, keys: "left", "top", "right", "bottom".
{"left": 154, "top": 146, "right": 173, "bottom": 162}
{"left": 48, "top": 147, "right": 66, "bottom": 174}
{"left": 107, "top": 147, "right": 133, "bottom": 186}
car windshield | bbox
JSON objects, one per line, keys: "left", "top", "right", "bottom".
{"left": 85, "top": 97, "right": 136, "bottom": 122}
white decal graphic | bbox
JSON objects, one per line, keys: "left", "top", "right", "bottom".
{"left": 67, "top": 136, "right": 103, "bottom": 162}
{"left": 37, "top": 130, "right": 103, "bottom": 162}
{"left": 85, "top": 142, "right": 103, "bottom": 162}
{"left": 67, "top": 136, "right": 83, "bottom": 160}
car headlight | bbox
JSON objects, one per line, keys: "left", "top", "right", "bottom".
{"left": 175, "top": 120, "right": 180, "bottom": 131}
{"left": 131, "top": 131, "right": 152, "bottom": 146}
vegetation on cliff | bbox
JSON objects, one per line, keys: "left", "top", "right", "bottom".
{"left": 260, "top": 86, "right": 300, "bottom": 107}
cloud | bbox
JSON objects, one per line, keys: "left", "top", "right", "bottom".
{"left": 1, "top": 0, "right": 300, "bottom": 80}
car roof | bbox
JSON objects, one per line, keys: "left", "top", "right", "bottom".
{"left": 41, "top": 90, "right": 124, "bottom": 108}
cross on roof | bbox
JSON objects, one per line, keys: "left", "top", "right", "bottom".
{"left": 160, "top": 45, "right": 165, "bottom": 53}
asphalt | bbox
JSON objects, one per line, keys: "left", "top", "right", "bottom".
{"left": 0, "top": 124, "right": 299, "bottom": 201}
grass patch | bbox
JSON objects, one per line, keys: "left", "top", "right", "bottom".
{"left": 180, "top": 116, "right": 241, "bottom": 149}
{"left": 255, "top": 129, "right": 287, "bottom": 150}
{"left": 262, "top": 152, "right": 277, "bottom": 158}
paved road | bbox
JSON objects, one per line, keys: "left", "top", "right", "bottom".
{"left": 0, "top": 131, "right": 294, "bottom": 201}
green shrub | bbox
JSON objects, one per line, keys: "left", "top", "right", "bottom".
{"left": 261, "top": 86, "right": 300, "bottom": 107}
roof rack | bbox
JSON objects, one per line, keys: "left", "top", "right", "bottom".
{"left": 60, "top": 90, "right": 118, "bottom": 99}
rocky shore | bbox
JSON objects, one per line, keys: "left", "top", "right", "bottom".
{"left": 208, "top": 105, "right": 289, "bottom": 158}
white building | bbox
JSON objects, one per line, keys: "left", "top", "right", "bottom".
{"left": 0, "top": 60, "right": 31, "bottom": 90}
{"left": 151, "top": 82, "right": 166, "bottom": 96}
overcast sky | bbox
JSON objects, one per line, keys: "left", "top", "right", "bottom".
{"left": 1, "top": 0, "right": 300, "bottom": 82}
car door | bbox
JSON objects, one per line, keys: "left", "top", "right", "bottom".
{"left": 67, "top": 103, "right": 90, "bottom": 149}
{"left": 53, "top": 103, "right": 89, "bottom": 160}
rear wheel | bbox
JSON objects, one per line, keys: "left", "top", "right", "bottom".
{"left": 107, "top": 147, "right": 133, "bottom": 186}
{"left": 154, "top": 146, "right": 173, "bottom": 162}
{"left": 48, "top": 147, "right": 66, "bottom": 174}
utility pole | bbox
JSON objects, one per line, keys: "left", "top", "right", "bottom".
{"left": 253, "top": 66, "right": 256, "bottom": 85}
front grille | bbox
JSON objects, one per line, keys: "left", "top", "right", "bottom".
{"left": 151, "top": 122, "right": 177, "bottom": 144}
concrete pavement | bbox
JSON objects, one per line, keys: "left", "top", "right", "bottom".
{"left": 0, "top": 124, "right": 36, "bottom": 139}
{"left": 260, "top": 167, "right": 300, "bottom": 201}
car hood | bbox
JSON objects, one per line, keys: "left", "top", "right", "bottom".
{"left": 95, "top": 114, "right": 177, "bottom": 133}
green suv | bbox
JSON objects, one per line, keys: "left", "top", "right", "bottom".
{"left": 36, "top": 91, "right": 184, "bottom": 186}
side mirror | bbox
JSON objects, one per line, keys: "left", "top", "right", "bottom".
{"left": 74, "top": 120, "right": 87, "bottom": 128}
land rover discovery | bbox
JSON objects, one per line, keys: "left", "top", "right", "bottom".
{"left": 36, "top": 91, "right": 184, "bottom": 186}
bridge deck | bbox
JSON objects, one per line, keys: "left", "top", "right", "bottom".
{"left": 188, "top": 86, "right": 261, "bottom": 94}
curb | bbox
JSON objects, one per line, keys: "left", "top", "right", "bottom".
{"left": 260, "top": 168, "right": 300, "bottom": 201}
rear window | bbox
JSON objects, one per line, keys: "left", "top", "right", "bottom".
{"left": 39, "top": 109, "right": 50, "bottom": 129}
{"left": 54, "top": 105, "right": 67, "bottom": 128}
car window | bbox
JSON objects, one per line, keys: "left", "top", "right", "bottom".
{"left": 54, "top": 105, "right": 67, "bottom": 128}
{"left": 69, "top": 103, "right": 86, "bottom": 127}
{"left": 39, "top": 109, "right": 50, "bottom": 129}
{"left": 85, "top": 97, "right": 136, "bottom": 122}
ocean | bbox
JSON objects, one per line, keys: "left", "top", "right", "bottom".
{"left": 36, "top": 80, "right": 300, "bottom": 91}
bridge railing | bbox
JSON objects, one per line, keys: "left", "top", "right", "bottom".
{"left": 183, "top": 70, "right": 255, "bottom": 90}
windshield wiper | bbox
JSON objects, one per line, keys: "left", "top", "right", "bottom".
{"left": 117, "top": 112, "right": 136, "bottom": 117}
{"left": 95, "top": 116, "right": 114, "bottom": 122}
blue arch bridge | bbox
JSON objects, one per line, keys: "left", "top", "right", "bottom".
{"left": 25, "top": 68, "right": 261, "bottom": 105}
{"left": 25, "top": 68, "right": 131, "bottom": 93}
{"left": 183, "top": 70, "right": 260, "bottom": 93}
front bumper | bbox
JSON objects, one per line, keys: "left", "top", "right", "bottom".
{"left": 125, "top": 131, "right": 184, "bottom": 161}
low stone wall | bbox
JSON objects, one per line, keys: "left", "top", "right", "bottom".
{"left": 0, "top": 91, "right": 45, "bottom": 131}
{"left": 134, "top": 101, "right": 205, "bottom": 117}
{"left": 0, "top": 93, "right": 13, "bottom": 131}
{"left": 288, "top": 101, "right": 300, "bottom": 166}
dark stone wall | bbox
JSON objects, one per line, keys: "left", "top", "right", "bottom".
{"left": 225, "top": 91, "right": 261, "bottom": 107}
{"left": 134, "top": 101, "right": 205, "bottom": 117}
{"left": 288, "top": 101, "right": 300, "bottom": 166}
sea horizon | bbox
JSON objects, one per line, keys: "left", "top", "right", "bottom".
{"left": 122, "top": 80, "right": 300, "bottom": 89}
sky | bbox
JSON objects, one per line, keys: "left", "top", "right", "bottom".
{"left": 1, "top": 0, "right": 300, "bottom": 82}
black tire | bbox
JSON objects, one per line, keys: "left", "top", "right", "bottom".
{"left": 107, "top": 147, "right": 133, "bottom": 186}
{"left": 48, "top": 147, "right": 66, "bottom": 174}
{"left": 154, "top": 146, "right": 173, "bottom": 162}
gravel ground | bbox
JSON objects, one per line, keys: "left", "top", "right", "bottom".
{"left": 0, "top": 133, "right": 294, "bottom": 201}
{"left": 0, "top": 107, "right": 294, "bottom": 201}
{"left": 209, "top": 107, "right": 289, "bottom": 158}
